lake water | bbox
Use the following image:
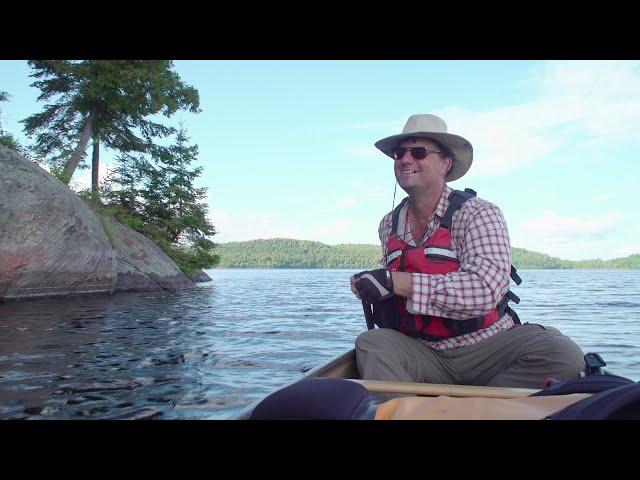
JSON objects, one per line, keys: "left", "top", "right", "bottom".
{"left": 1, "top": 269, "right": 639, "bottom": 419}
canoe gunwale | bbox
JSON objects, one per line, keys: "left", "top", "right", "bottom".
{"left": 232, "top": 348, "right": 358, "bottom": 420}
{"left": 232, "top": 348, "right": 543, "bottom": 419}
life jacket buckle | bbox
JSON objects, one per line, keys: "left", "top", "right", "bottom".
{"left": 584, "top": 352, "right": 607, "bottom": 376}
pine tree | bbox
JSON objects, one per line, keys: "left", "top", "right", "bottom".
{"left": 100, "top": 152, "right": 151, "bottom": 227}
{"left": 0, "top": 91, "right": 24, "bottom": 154}
{"left": 22, "top": 60, "right": 200, "bottom": 193}
{"left": 139, "top": 126, "right": 219, "bottom": 274}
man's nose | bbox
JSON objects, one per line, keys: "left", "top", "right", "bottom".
{"left": 398, "top": 151, "right": 413, "bottom": 164}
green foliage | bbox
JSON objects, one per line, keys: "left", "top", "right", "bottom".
{"left": 100, "top": 126, "right": 219, "bottom": 275}
{"left": 213, "top": 239, "right": 640, "bottom": 269}
{"left": 140, "top": 126, "right": 214, "bottom": 245}
{"left": 0, "top": 91, "right": 25, "bottom": 154}
{"left": 215, "top": 239, "right": 382, "bottom": 269}
{"left": 157, "top": 238, "right": 220, "bottom": 278}
{"left": 0, "top": 131, "right": 22, "bottom": 152}
{"left": 22, "top": 60, "right": 200, "bottom": 187}
{"left": 511, "top": 248, "right": 569, "bottom": 269}
{"left": 47, "top": 164, "right": 70, "bottom": 183}
{"left": 77, "top": 188, "right": 102, "bottom": 204}
{"left": 512, "top": 248, "right": 640, "bottom": 269}
{"left": 19, "top": 60, "right": 215, "bottom": 275}
{"left": 101, "top": 151, "right": 150, "bottom": 215}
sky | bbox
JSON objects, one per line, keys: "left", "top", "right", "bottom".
{"left": 1, "top": 60, "right": 639, "bottom": 261}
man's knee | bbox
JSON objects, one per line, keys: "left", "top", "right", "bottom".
{"left": 527, "top": 330, "right": 586, "bottom": 379}
{"left": 355, "top": 329, "right": 415, "bottom": 381}
{"left": 539, "top": 325, "right": 561, "bottom": 335}
{"left": 549, "top": 335, "right": 586, "bottom": 378}
{"left": 355, "top": 328, "right": 401, "bottom": 352}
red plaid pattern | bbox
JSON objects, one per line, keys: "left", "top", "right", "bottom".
{"left": 378, "top": 185, "right": 515, "bottom": 350}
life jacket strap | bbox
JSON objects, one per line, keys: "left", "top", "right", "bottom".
{"left": 497, "top": 290, "right": 521, "bottom": 324}
{"left": 441, "top": 317, "right": 484, "bottom": 338}
{"left": 511, "top": 265, "right": 522, "bottom": 285}
{"left": 506, "top": 290, "right": 520, "bottom": 304}
{"left": 385, "top": 249, "right": 402, "bottom": 265}
{"left": 424, "top": 246, "right": 457, "bottom": 261}
{"left": 386, "top": 187, "right": 525, "bottom": 337}
{"left": 440, "top": 188, "right": 476, "bottom": 229}
{"left": 391, "top": 197, "right": 409, "bottom": 235}
{"left": 505, "top": 306, "right": 521, "bottom": 325}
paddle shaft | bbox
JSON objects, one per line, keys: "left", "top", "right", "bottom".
{"left": 362, "top": 300, "right": 374, "bottom": 330}
{"left": 350, "top": 379, "right": 539, "bottom": 399}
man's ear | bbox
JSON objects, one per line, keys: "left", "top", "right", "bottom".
{"left": 443, "top": 156, "right": 453, "bottom": 175}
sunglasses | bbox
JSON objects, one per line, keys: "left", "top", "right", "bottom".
{"left": 391, "top": 146, "right": 442, "bottom": 161}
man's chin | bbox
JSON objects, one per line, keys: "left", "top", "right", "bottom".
{"left": 398, "top": 183, "right": 415, "bottom": 195}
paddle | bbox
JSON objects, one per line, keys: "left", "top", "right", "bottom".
{"left": 350, "top": 379, "right": 539, "bottom": 399}
{"left": 362, "top": 300, "right": 374, "bottom": 330}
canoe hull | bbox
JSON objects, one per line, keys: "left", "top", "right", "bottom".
{"left": 233, "top": 348, "right": 540, "bottom": 419}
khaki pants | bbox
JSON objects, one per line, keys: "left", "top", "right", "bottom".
{"left": 355, "top": 324, "right": 586, "bottom": 389}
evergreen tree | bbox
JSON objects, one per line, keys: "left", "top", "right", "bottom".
{"left": 100, "top": 151, "right": 151, "bottom": 226}
{"left": 138, "top": 126, "right": 219, "bottom": 274}
{"left": 212, "top": 239, "right": 640, "bottom": 269}
{"left": 0, "top": 91, "right": 24, "bottom": 154}
{"left": 22, "top": 60, "right": 200, "bottom": 193}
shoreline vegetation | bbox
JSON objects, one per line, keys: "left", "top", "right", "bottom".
{"left": 1, "top": 62, "right": 220, "bottom": 280}
{"left": 212, "top": 238, "right": 640, "bottom": 270}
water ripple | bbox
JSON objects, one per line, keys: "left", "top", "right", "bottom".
{"left": 1, "top": 268, "right": 639, "bottom": 419}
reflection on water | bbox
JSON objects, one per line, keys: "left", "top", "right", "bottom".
{"left": 1, "top": 269, "right": 639, "bottom": 419}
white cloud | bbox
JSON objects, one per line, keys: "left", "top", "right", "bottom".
{"left": 521, "top": 210, "right": 623, "bottom": 238}
{"left": 596, "top": 193, "right": 616, "bottom": 201}
{"left": 342, "top": 144, "right": 382, "bottom": 159}
{"left": 350, "top": 120, "right": 405, "bottom": 130}
{"left": 346, "top": 61, "right": 640, "bottom": 177}
{"left": 312, "top": 219, "right": 350, "bottom": 242}
{"left": 207, "top": 207, "right": 302, "bottom": 242}
{"left": 535, "top": 61, "right": 640, "bottom": 141}
{"left": 511, "top": 210, "right": 625, "bottom": 259}
{"left": 206, "top": 207, "right": 356, "bottom": 245}
{"left": 616, "top": 244, "right": 640, "bottom": 257}
{"left": 435, "top": 103, "right": 565, "bottom": 176}
{"left": 338, "top": 195, "right": 357, "bottom": 209}
{"left": 71, "top": 163, "right": 117, "bottom": 191}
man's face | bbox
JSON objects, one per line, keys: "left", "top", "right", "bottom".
{"left": 393, "top": 138, "right": 452, "bottom": 194}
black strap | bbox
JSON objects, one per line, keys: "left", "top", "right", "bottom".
{"left": 362, "top": 301, "right": 374, "bottom": 330}
{"left": 391, "top": 197, "right": 409, "bottom": 235}
{"left": 441, "top": 317, "right": 484, "bottom": 338}
{"left": 546, "top": 382, "right": 640, "bottom": 420}
{"left": 440, "top": 189, "right": 476, "bottom": 229}
{"left": 391, "top": 187, "right": 525, "bottom": 334}
{"left": 496, "top": 291, "right": 521, "bottom": 324}
{"left": 533, "top": 371, "right": 634, "bottom": 397}
{"left": 505, "top": 306, "right": 521, "bottom": 325}
{"left": 510, "top": 266, "right": 522, "bottom": 285}
{"left": 584, "top": 352, "right": 607, "bottom": 375}
{"left": 506, "top": 290, "right": 520, "bottom": 304}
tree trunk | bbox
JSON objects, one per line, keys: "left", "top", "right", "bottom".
{"left": 91, "top": 132, "right": 100, "bottom": 194}
{"left": 61, "top": 108, "right": 94, "bottom": 184}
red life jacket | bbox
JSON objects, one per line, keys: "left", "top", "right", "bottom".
{"left": 384, "top": 189, "right": 521, "bottom": 341}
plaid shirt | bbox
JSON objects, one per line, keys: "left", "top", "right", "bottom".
{"left": 378, "top": 185, "right": 515, "bottom": 351}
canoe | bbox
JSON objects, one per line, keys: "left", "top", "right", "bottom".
{"left": 233, "top": 348, "right": 542, "bottom": 420}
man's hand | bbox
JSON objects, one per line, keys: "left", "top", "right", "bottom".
{"left": 351, "top": 268, "right": 395, "bottom": 304}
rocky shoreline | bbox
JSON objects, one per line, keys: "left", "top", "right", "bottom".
{"left": 0, "top": 145, "right": 207, "bottom": 302}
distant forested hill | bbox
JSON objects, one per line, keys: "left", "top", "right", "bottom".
{"left": 213, "top": 239, "right": 380, "bottom": 268}
{"left": 212, "top": 239, "right": 640, "bottom": 269}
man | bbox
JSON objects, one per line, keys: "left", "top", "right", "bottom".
{"left": 350, "top": 114, "right": 585, "bottom": 389}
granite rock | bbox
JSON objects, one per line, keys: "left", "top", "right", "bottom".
{"left": 0, "top": 146, "right": 195, "bottom": 301}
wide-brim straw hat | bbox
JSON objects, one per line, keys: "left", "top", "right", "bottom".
{"left": 374, "top": 114, "right": 473, "bottom": 182}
